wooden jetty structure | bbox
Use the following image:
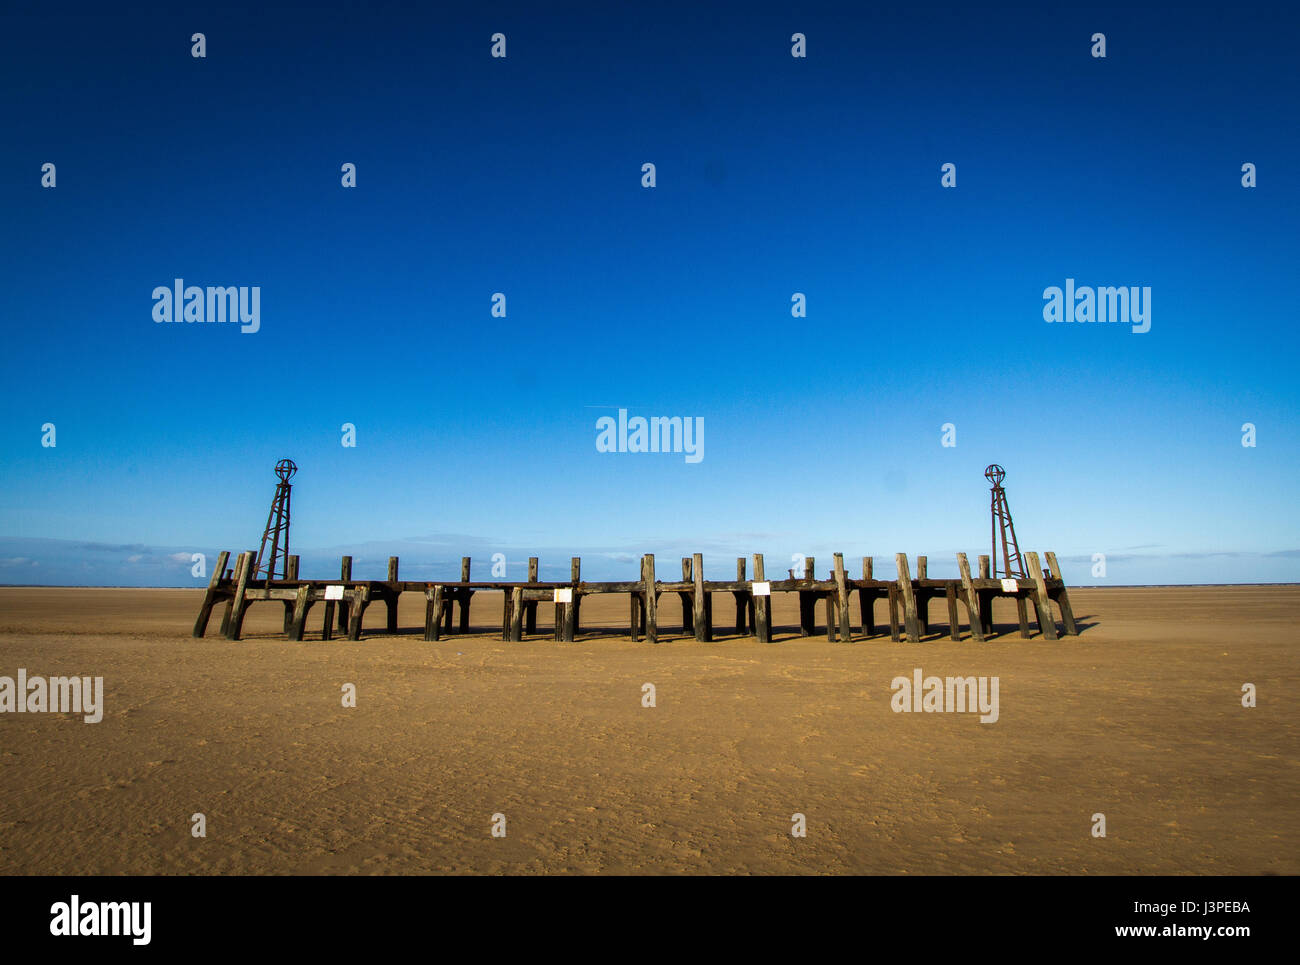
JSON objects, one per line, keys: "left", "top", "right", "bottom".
{"left": 192, "top": 550, "right": 1078, "bottom": 644}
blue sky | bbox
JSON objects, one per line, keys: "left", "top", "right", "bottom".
{"left": 1, "top": 1, "right": 1297, "bottom": 586}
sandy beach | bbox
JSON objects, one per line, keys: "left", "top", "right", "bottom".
{"left": 0, "top": 585, "right": 1295, "bottom": 875}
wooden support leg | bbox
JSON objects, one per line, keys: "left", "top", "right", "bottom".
{"left": 509, "top": 587, "right": 524, "bottom": 642}
{"left": 915, "top": 556, "right": 930, "bottom": 635}
{"left": 799, "top": 556, "right": 815, "bottom": 635}
{"left": 946, "top": 584, "right": 960, "bottom": 641}
{"left": 526, "top": 557, "right": 539, "bottom": 633}
{"left": 459, "top": 591, "right": 473, "bottom": 634}
{"left": 425, "top": 586, "right": 442, "bottom": 641}
{"left": 1045, "top": 551, "right": 1078, "bottom": 635}
{"left": 834, "top": 553, "right": 851, "bottom": 642}
{"left": 680, "top": 559, "right": 694, "bottom": 634}
{"left": 562, "top": 595, "right": 577, "bottom": 642}
{"left": 224, "top": 551, "right": 255, "bottom": 641}
{"left": 288, "top": 585, "right": 311, "bottom": 641}
{"left": 338, "top": 556, "right": 353, "bottom": 634}
{"left": 1016, "top": 596, "right": 1031, "bottom": 638}
{"left": 321, "top": 599, "right": 335, "bottom": 641}
{"left": 895, "top": 554, "right": 921, "bottom": 643}
{"left": 887, "top": 585, "right": 901, "bottom": 642}
{"left": 630, "top": 592, "right": 641, "bottom": 642}
{"left": 501, "top": 589, "right": 513, "bottom": 641}
{"left": 643, "top": 555, "right": 658, "bottom": 645}
{"left": 859, "top": 557, "right": 875, "bottom": 636}
{"left": 956, "top": 554, "right": 984, "bottom": 643}
{"left": 192, "top": 550, "right": 230, "bottom": 638}
{"left": 979, "top": 590, "right": 996, "bottom": 636}
{"left": 1026, "top": 552, "right": 1060, "bottom": 641}
{"left": 825, "top": 595, "right": 837, "bottom": 642}
{"left": 753, "top": 554, "right": 771, "bottom": 643}
{"left": 347, "top": 586, "right": 370, "bottom": 641}
{"left": 692, "top": 553, "right": 710, "bottom": 642}
{"left": 458, "top": 558, "right": 472, "bottom": 633}
{"left": 570, "top": 558, "right": 581, "bottom": 638}
{"left": 735, "top": 558, "right": 747, "bottom": 635}
{"left": 386, "top": 557, "right": 399, "bottom": 634}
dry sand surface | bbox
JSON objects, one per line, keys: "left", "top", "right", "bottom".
{"left": 0, "top": 585, "right": 1295, "bottom": 875}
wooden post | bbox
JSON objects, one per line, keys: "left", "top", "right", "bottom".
{"left": 192, "top": 550, "right": 230, "bottom": 638}
{"left": 459, "top": 558, "right": 472, "bottom": 633}
{"left": 386, "top": 557, "right": 399, "bottom": 633}
{"left": 1015, "top": 592, "right": 1032, "bottom": 638}
{"left": 568, "top": 557, "right": 581, "bottom": 639}
{"left": 643, "top": 555, "right": 658, "bottom": 645}
{"left": 559, "top": 558, "right": 579, "bottom": 641}
{"left": 833, "top": 553, "right": 851, "bottom": 642}
{"left": 501, "top": 584, "right": 514, "bottom": 641}
{"left": 799, "top": 556, "right": 815, "bottom": 636}
{"left": 347, "top": 585, "right": 370, "bottom": 640}
{"left": 526, "top": 557, "right": 539, "bottom": 633}
{"left": 895, "top": 553, "right": 920, "bottom": 642}
{"left": 630, "top": 587, "right": 641, "bottom": 642}
{"left": 509, "top": 586, "right": 525, "bottom": 642}
{"left": 224, "top": 551, "right": 256, "bottom": 641}
{"left": 859, "top": 556, "right": 875, "bottom": 636}
{"left": 680, "top": 558, "right": 694, "bottom": 634}
{"left": 282, "top": 554, "right": 301, "bottom": 633}
{"left": 424, "top": 586, "right": 442, "bottom": 641}
{"left": 288, "top": 584, "right": 311, "bottom": 641}
{"left": 1045, "top": 551, "right": 1078, "bottom": 635}
{"left": 692, "top": 553, "right": 711, "bottom": 642}
{"left": 321, "top": 592, "right": 334, "bottom": 642}
{"left": 978, "top": 555, "right": 990, "bottom": 579}
{"left": 735, "top": 558, "right": 747, "bottom": 635}
{"left": 915, "top": 555, "right": 930, "bottom": 634}
{"left": 218, "top": 551, "right": 246, "bottom": 637}
{"left": 945, "top": 584, "right": 960, "bottom": 641}
{"left": 338, "top": 556, "right": 353, "bottom": 633}
{"left": 1026, "top": 552, "right": 1060, "bottom": 641}
{"left": 956, "top": 553, "right": 984, "bottom": 643}
{"left": 753, "top": 554, "right": 771, "bottom": 643}
{"left": 979, "top": 588, "right": 996, "bottom": 636}
{"left": 887, "top": 583, "right": 901, "bottom": 642}
{"left": 825, "top": 594, "right": 838, "bottom": 642}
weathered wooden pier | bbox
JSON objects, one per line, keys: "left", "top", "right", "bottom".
{"left": 192, "top": 550, "right": 1077, "bottom": 644}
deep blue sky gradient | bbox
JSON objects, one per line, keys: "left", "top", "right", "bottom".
{"left": 1, "top": 1, "right": 1297, "bottom": 585}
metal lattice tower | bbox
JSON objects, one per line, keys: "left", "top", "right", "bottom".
{"left": 985, "top": 464, "right": 1025, "bottom": 579}
{"left": 255, "top": 458, "right": 296, "bottom": 581}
